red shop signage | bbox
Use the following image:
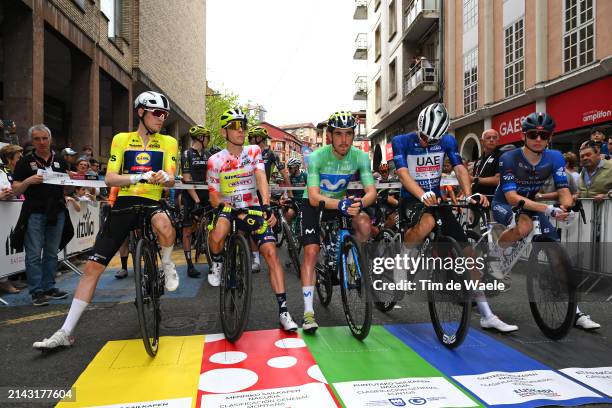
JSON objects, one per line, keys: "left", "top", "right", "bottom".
{"left": 492, "top": 103, "right": 536, "bottom": 144}
{"left": 386, "top": 143, "right": 393, "bottom": 160}
{"left": 548, "top": 76, "right": 612, "bottom": 133}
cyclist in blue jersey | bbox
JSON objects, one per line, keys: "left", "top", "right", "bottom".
{"left": 393, "top": 103, "right": 518, "bottom": 333}
{"left": 492, "top": 112, "right": 600, "bottom": 331}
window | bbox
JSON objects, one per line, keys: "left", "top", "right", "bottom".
{"left": 463, "top": 48, "right": 478, "bottom": 114}
{"left": 101, "top": 0, "right": 122, "bottom": 38}
{"left": 563, "top": 0, "right": 594, "bottom": 73}
{"left": 375, "top": 78, "right": 382, "bottom": 112}
{"left": 375, "top": 24, "right": 382, "bottom": 61}
{"left": 388, "top": 59, "right": 397, "bottom": 99}
{"left": 504, "top": 18, "right": 524, "bottom": 97}
{"left": 388, "top": 0, "right": 397, "bottom": 41}
{"left": 73, "top": 0, "right": 86, "bottom": 11}
{"left": 463, "top": 0, "right": 478, "bottom": 31}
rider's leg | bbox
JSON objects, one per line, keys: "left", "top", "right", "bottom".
{"left": 497, "top": 214, "right": 534, "bottom": 246}
{"left": 352, "top": 212, "right": 372, "bottom": 243}
{"left": 152, "top": 212, "right": 179, "bottom": 291}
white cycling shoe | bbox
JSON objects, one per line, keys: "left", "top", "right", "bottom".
{"left": 280, "top": 312, "right": 298, "bottom": 332}
{"left": 480, "top": 315, "right": 518, "bottom": 333}
{"left": 208, "top": 262, "right": 222, "bottom": 287}
{"left": 163, "top": 262, "right": 179, "bottom": 292}
{"left": 33, "top": 329, "right": 75, "bottom": 350}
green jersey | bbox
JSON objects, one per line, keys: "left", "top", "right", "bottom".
{"left": 304, "top": 145, "right": 374, "bottom": 199}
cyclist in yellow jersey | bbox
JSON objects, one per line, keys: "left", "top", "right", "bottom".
{"left": 33, "top": 91, "right": 179, "bottom": 350}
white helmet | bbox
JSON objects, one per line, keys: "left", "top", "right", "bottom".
{"left": 287, "top": 157, "right": 301, "bottom": 168}
{"left": 134, "top": 91, "right": 170, "bottom": 111}
{"left": 418, "top": 103, "right": 449, "bottom": 144}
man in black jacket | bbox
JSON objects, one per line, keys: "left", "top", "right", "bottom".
{"left": 12, "top": 125, "right": 70, "bottom": 306}
{"left": 471, "top": 129, "right": 503, "bottom": 197}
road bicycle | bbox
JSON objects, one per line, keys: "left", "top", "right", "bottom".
{"left": 271, "top": 198, "right": 302, "bottom": 279}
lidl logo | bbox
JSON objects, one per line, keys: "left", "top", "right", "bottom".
{"left": 135, "top": 152, "right": 151, "bottom": 165}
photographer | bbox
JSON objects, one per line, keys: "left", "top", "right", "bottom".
{"left": 0, "top": 119, "right": 19, "bottom": 145}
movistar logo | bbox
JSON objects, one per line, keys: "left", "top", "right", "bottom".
{"left": 303, "top": 290, "right": 312, "bottom": 297}
{"left": 320, "top": 178, "right": 347, "bottom": 191}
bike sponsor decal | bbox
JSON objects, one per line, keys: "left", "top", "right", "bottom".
{"left": 333, "top": 378, "right": 476, "bottom": 408}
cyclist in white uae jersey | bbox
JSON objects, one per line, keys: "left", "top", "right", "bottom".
{"left": 393, "top": 103, "right": 518, "bottom": 333}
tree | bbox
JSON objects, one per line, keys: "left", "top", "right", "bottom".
{"left": 205, "top": 90, "right": 240, "bottom": 149}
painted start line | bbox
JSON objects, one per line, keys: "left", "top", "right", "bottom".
{"left": 56, "top": 325, "right": 612, "bottom": 408}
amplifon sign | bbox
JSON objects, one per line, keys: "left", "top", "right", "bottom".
{"left": 548, "top": 76, "right": 612, "bottom": 133}
{"left": 492, "top": 103, "right": 536, "bottom": 144}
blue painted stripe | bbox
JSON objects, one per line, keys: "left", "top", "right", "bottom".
{"left": 385, "top": 323, "right": 612, "bottom": 408}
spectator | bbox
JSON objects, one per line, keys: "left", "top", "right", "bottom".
{"left": 60, "top": 148, "right": 78, "bottom": 172}
{"left": 0, "top": 119, "right": 19, "bottom": 144}
{"left": 89, "top": 159, "right": 100, "bottom": 176}
{"left": 0, "top": 145, "right": 22, "bottom": 294}
{"left": 81, "top": 145, "right": 94, "bottom": 159}
{"left": 563, "top": 152, "right": 580, "bottom": 192}
{"left": 590, "top": 127, "right": 609, "bottom": 159}
{"left": 607, "top": 135, "right": 612, "bottom": 161}
{"left": 11, "top": 125, "right": 72, "bottom": 307}
{"left": 578, "top": 143, "right": 612, "bottom": 201}
{"left": 74, "top": 157, "right": 98, "bottom": 199}
{"left": 471, "top": 129, "right": 502, "bottom": 198}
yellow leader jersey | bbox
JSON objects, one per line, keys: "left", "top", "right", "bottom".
{"left": 107, "top": 131, "right": 178, "bottom": 201}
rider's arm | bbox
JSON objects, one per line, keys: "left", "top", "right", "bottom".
{"left": 182, "top": 150, "right": 200, "bottom": 203}
{"left": 558, "top": 187, "right": 573, "bottom": 209}
{"left": 207, "top": 158, "right": 225, "bottom": 208}
{"left": 161, "top": 138, "right": 178, "bottom": 188}
{"left": 454, "top": 164, "right": 472, "bottom": 196}
{"left": 357, "top": 151, "right": 376, "bottom": 207}
{"left": 255, "top": 169, "right": 271, "bottom": 206}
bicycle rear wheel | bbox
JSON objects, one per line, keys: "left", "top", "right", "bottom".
{"left": 134, "top": 239, "right": 161, "bottom": 357}
{"left": 339, "top": 235, "right": 372, "bottom": 340}
{"left": 220, "top": 234, "right": 252, "bottom": 343}
{"left": 282, "top": 221, "right": 301, "bottom": 279}
{"left": 315, "top": 249, "right": 333, "bottom": 307}
{"left": 427, "top": 236, "right": 471, "bottom": 349}
{"left": 527, "top": 238, "right": 577, "bottom": 340}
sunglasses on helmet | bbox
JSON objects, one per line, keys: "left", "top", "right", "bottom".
{"left": 224, "top": 120, "right": 247, "bottom": 131}
{"left": 525, "top": 130, "right": 552, "bottom": 141}
{"left": 144, "top": 108, "right": 169, "bottom": 120}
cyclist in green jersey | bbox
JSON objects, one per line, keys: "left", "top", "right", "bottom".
{"left": 299, "top": 111, "right": 377, "bottom": 333}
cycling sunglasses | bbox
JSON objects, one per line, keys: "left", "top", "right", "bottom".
{"left": 224, "top": 120, "right": 248, "bottom": 131}
{"left": 144, "top": 108, "right": 169, "bottom": 120}
{"left": 525, "top": 130, "right": 552, "bottom": 141}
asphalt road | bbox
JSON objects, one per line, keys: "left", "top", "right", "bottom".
{"left": 0, "top": 248, "right": 611, "bottom": 408}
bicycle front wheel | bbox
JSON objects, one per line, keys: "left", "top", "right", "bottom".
{"left": 527, "top": 238, "right": 577, "bottom": 340}
{"left": 427, "top": 236, "right": 471, "bottom": 349}
{"left": 134, "top": 239, "right": 161, "bottom": 357}
{"left": 282, "top": 221, "right": 301, "bottom": 279}
{"left": 373, "top": 228, "right": 401, "bottom": 313}
{"left": 220, "top": 233, "right": 252, "bottom": 343}
{"left": 339, "top": 235, "right": 372, "bottom": 340}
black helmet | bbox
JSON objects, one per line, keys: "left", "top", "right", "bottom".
{"left": 522, "top": 112, "right": 555, "bottom": 133}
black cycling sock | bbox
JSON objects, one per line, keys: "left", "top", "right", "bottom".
{"left": 120, "top": 256, "right": 128, "bottom": 270}
{"left": 276, "top": 293, "right": 288, "bottom": 314}
{"left": 184, "top": 250, "right": 193, "bottom": 266}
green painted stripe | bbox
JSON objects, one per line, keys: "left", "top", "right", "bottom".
{"left": 302, "top": 326, "right": 482, "bottom": 407}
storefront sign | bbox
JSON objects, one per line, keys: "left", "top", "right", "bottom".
{"left": 386, "top": 143, "right": 394, "bottom": 161}
{"left": 492, "top": 103, "right": 536, "bottom": 144}
{"left": 548, "top": 77, "right": 612, "bottom": 133}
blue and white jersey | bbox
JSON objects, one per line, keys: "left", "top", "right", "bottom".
{"left": 392, "top": 132, "right": 463, "bottom": 199}
{"left": 493, "top": 148, "right": 569, "bottom": 204}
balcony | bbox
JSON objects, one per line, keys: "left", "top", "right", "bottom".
{"left": 353, "top": 33, "right": 367, "bottom": 60}
{"left": 354, "top": 76, "right": 367, "bottom": 100}
{"left": 403, "top": 58, "right": 438, "bottom": 98}
{"left": 353, "top": 0, "right": 367, "bottom": 19}
{"left": 403, "top": 0, "right": 439, "bottom": 42}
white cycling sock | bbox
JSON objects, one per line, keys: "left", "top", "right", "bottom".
{"left": 61, "top": 298, "right": 88, "bottom": 335}
{"left": 252, "top": 252, "right": 260, "bottom": 264}
{"left": 303, "top": 286, "right": 314, "bottom": 314}
{"left": 576, "top": 305, "right": 581, "bottom": 315}
{"left": 161, "top": 246, "right": 173, "bottom": 265}
{"left": 474, "top": 290, "right": 493, "bottom": 319}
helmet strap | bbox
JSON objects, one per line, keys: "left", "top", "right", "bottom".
{"left": 138, "top": 110, "right": 156, "bottom": 136}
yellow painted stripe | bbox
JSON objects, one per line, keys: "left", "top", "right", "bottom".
{"left": 57, "top": 335, "right": 204, "bottom": 408}
{"left": 0, "top": 310, "right": 67, "bottom": 326}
